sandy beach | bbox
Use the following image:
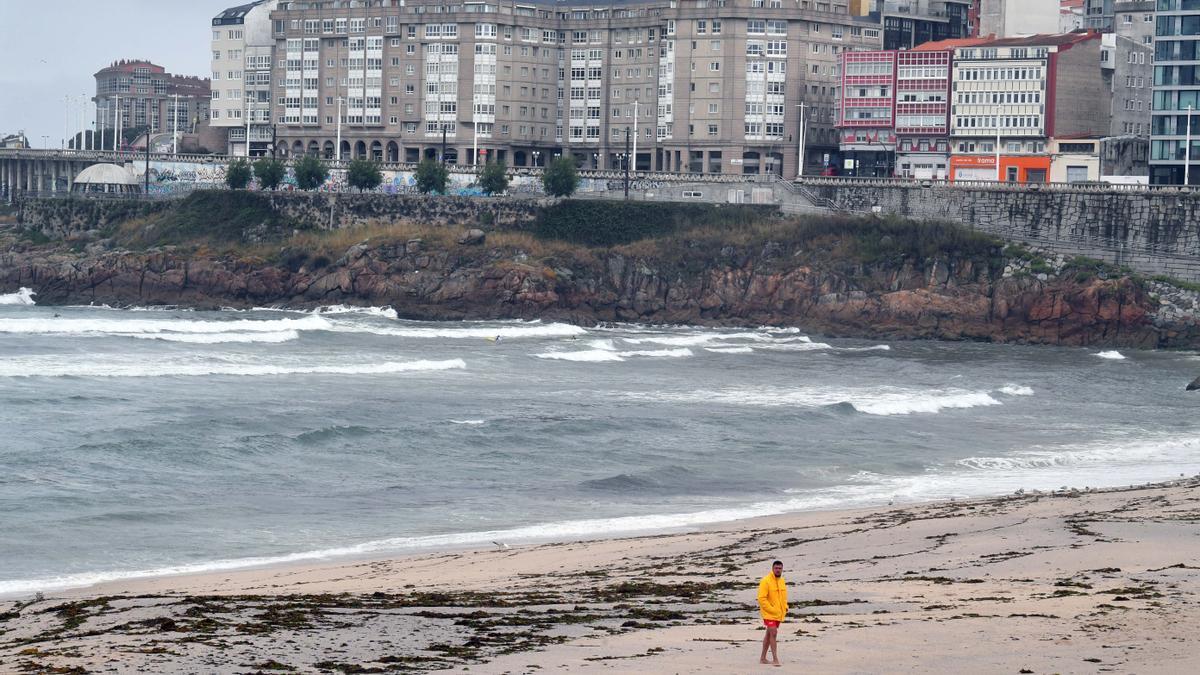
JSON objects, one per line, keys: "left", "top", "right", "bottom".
{"left": 2, "top": 479, "right": 1198, "bottom": 673}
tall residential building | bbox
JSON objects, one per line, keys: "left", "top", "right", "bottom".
{"left": 267, "top": 0, "right": 883, "bottom": 177}
{"left": 212, "top": 1, "right": 280, "bottom": 157}
{"left": 1100, "top": 0, "right": 1154, "bottom": 176}
{"left": 978, "top": 0, "right": 1060, "bottom": 37}
{"left": 93, "top": 60, "right": 211, "bottom": 148}
{"left": 949, "top": 32, "right": 1108, "bottom": 182}
{"left": 1150, "top": 0, "right": 1200, "bottom": 184}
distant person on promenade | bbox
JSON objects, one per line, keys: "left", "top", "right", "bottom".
{"left": 757, "top": 559, "right": 788, "bottom": 666}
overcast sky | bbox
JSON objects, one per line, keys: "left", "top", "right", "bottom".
{"left": 0, "top": 0, "right": 232, "bottom": 147}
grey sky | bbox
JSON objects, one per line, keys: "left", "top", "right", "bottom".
{"left": 0, "top": 0, "right": 232, "bottom": 148}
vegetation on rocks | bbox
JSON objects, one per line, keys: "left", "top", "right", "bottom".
{"left": 114, "top": 190, "right": 302, "bottom": 248}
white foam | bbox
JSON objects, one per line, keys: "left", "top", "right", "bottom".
{"left": 625, "top": 385, "right": 1002, "bottom": 416}
{"left": 1095, "top": 350, "right": 1126, "bottom": 360}
{"left": 128, "top": 330, "right": 300, "bottom": 344}
{"left": 619, "top": 348, "right": 693, "bottom": 358}
{"left": 705, "top": 346, "right": 754, "bottom": 354}
{"left": 0, "top": 314, "right": 332, "bottom": 336}
{"left": 535, "top": 347, "right": 693, "bottom": 362}
{"left": 999, "top": 384, "right": 1034, "bottom": 396}
{"left": 587, "top": 339, "right": 619, "bottom": 351}
{"left": 0, "top": 357, "right": 466, "bottom": 379}
{"left": 535, "top": 349, "right": 626, "bottom": 362}
{"left": 0, "top": 288, "right": 36, "bottom": 306}
{"left": 314, "top": 305, "right": 399, "bottom": 320}
{"left": 450, "top": 419, "right": 487, "bottom": 426}
{"left": 755, "top": 341, "right": 835, "bottom": 352}
{"left": 328, "top": 320, "right": 586, "bottom": 340}
{"left": 957, "top": 434, "right": 1200, "bottom": 473}
{"left": 838, "top": 345, "right": 892, "bottom": 352}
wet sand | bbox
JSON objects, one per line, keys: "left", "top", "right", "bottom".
{"left": 2, "top": 479, "right": 1198, "bottom": 673}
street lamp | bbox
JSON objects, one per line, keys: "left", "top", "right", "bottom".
{"left": 795, "top": 102, "right": 807, "bottom": 179}
{"left": 41, "top": 135, "right": 50, "bottom": 149}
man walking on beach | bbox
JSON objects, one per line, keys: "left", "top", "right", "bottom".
{"left": 757, "top": 560, "right": 788, "bottom": 666}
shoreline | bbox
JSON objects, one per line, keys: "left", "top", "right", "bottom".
{"left": 4, "top": 477, "right": 1199, "bottom": 672}
{"left": 5, "top": 473, "right": 1197, "bottom": 603}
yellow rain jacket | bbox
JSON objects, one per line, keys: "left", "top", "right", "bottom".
{"left": 757, "top": 572, "right": 788, "bottom": 622}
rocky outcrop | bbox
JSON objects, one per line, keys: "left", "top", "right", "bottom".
{"left": 3, "top": 233, "right": 1195, "bottom": 349}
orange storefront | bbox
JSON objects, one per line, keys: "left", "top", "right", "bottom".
{"left": 949, "top": 155, "right": 1052, "bottom": 183}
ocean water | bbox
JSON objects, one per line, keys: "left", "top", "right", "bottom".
{"left": 2, "top": 286, "right": 1199, "bottom": 596}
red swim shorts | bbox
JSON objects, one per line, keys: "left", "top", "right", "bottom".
{"left": 763, "top": 620, "right": 780, "bottom": 628}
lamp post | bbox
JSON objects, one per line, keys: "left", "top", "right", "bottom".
{"left": 172, "top": 93, "right": 180, "bottom": 157}
{"left": 795, "top": 102, "right": 807, "bottom": 179}
{"left": 624, "top": 127, "right": 631, "bottom": 199}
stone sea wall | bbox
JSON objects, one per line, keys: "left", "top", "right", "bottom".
{"left": 803, "top": 183, "right": 1200, "bottom": 282}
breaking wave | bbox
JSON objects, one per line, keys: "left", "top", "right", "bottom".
{"left": 624, "top": 385, "right": 1003, "bottom": 416}
{"left": 535, "top": 348, "right": 693, "bottom": 362}
{"left": 0, "top": 314, "right": 332, "bottom": 336}
{"left": 1095, "top": 351, "right": 1126, "bottom": 360}
{"left": 0, "top": 288, "right": 37, "bottom": 306}
{"left": 0, "top": 357, "right": 466, "bottom": 379}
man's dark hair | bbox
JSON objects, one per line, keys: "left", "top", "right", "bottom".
{"left": 772, "top": 560, "right": 783, "bottom": 566}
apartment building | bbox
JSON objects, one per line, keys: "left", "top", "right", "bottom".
{"left": 949, "top": 32, "right": 1108, "bottom": 182}
{"left": 266, "top": 0, "right": 882, "bottom": 177}
{"left": 212, "top": 1, "right": 281, "bottom": 156}
{"left": 1150, "top": 0, "right": 1200, "bottom": 185}
{"left": 837, "top": 42, "right": 965, "bottom": 178}
{"left": 93, "top": 61, "right": 211, "bottom": 146}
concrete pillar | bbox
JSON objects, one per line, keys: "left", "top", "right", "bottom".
{"left": 52, "top": 162, "right": 59, "bottom": 193}
{"left": 67, "top": 162, "right": 74, "bottom": 193}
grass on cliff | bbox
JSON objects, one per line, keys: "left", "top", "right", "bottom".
{"left": 114, "top": 190, "right": 303, "bottom": 249}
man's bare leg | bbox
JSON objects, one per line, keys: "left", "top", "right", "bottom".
{"left": 769, "top": 627, "right": 781, "bottom": 666}
{"left": 760, "top": 628, "right": 771, "bottom": 664}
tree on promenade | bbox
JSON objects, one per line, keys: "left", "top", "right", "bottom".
{"left": 226, "top": 159, "right": 252, "bottom": 190}
{"left": 415, "top": 159, "right": 449, "bottom": 194}
{"left": 253, "top": 157, "right": 286, "bottom": 191}
{"left": 347, "top": 158, "right": 384, "bottom": 192}
{"left": 542, "top": 156, "right": 579, "bottom": 197}
{"left": 294, "top": 155, "right": 329, "bottom": 191}
{"left": 478, "top": 161, "right": 509, "bottom": 196}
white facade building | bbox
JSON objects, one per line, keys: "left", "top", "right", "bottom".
{"left": 212, "top": 0, "right": 279, "bottom": 156}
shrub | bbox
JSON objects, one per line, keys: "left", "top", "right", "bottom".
{"left": 294, "top": 155, "right": 329, "bottom": 191}
{"left": 226, "top": 159, "right": 252, "bottom": 190}
{"left": 347, "top": 158, "right": 383, "bottom": 192}
{"left": 478, "top": 161, "right": 509, "bottom": 195}
{"left": 542, "top": 157, "right": 579, "bottom": 197}
{"left": 415, "top": 159, "right": 449, "bottom": 194}
{"left": 253, "top": 158, "right": 286, "bottom": 191}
